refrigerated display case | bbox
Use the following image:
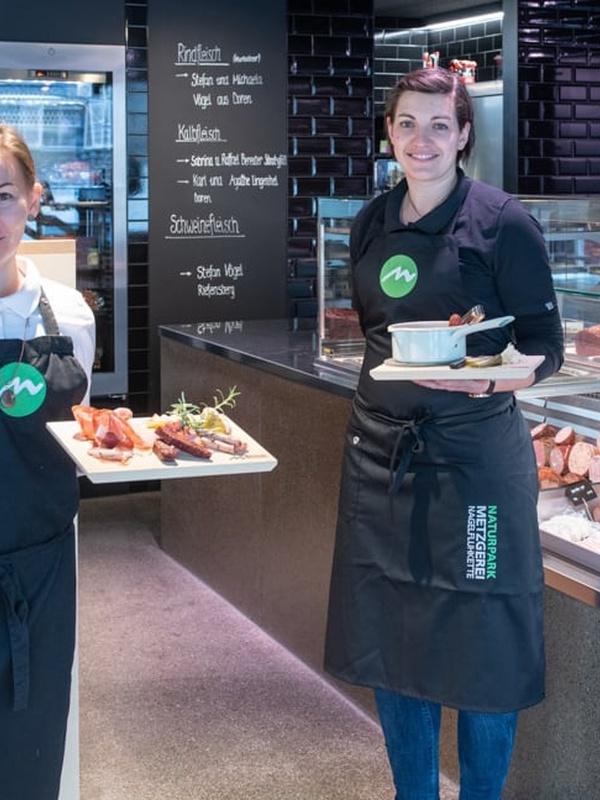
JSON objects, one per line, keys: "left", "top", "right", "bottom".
{"left": 315, "top": 197, "right": 366, "bottom": 385}
{"left": 0, "top": 41, "right": 127, "bottom": 397}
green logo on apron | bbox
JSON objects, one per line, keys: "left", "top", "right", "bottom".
{"left": 0, "top": 363, "right": 47, "bottom": 417}
{"left": 380, "top": 255, "right": 418, "bottom": 298}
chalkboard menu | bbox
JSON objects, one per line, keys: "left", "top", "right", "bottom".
{"left": 148, "top": 0, "right": 288, "bottom": 343}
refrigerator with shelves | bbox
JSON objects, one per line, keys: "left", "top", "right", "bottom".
{"left": 0, "top": 41, "right": 127, "bottom": 397}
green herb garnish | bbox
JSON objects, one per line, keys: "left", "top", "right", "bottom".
{"left": 169, "top": 386, "right": 240, "bottom": 431}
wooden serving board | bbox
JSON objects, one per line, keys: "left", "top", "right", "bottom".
{"left": 370, "top": 354, "right": 545, "bottom": 382}
{"left": 46, "top": 416, "right": 277, "bottom": 484}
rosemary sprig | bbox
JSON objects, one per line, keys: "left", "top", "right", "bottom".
{"left": 169, "top": 386, "right": 240, "bottom": 430}
{"left": 199, "top": 386, "right": 240, "bottom": 413}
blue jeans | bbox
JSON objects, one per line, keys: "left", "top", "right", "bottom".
{"left": 375, "top": 689, "right": 518, "bottom": 800}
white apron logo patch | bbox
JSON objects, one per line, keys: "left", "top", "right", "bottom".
{"left": 465, "top": 505, "right": 498, "bottom": 580}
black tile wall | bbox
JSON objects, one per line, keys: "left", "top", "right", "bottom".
{"left": 517, "top": 0, "right": 600, "bottom": 194}
{"left": 124, "top": 0, "right": 150, "bottom": 414}
{"left": 373, "top": 15, "right": 503, "bottom": 143}
{"left": 287, "top": 2, "right": 374, "bottom": 325}
{"left": 124, "top": 0, "right": 374, "bottom": 409}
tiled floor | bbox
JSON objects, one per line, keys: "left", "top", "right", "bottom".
{"left": 77, "top": 491, "right": 459, "bottom": 800}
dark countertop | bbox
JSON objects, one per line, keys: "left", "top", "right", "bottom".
{"left": 159, "top": 319, "right": 358, "bottom": 400}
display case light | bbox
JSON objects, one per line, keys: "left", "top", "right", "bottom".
{"left": 375, "top": 11, "right": 503, "bottom": 40}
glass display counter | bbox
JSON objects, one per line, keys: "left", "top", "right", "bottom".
{"left": 316, "top": 194, "right": 600, "bottom": 395}
{"left": 520, "top": 195, "right": 600, "bottom": 372}
{"left": 315, "top": 197, "right": 367, "bottom": 384}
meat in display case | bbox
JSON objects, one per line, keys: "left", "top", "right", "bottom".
{"left": 315, "top": 197, "right": 366, "bottom": 384}
{"left": 0, "top": 41, "right": 127, "bottom": 397}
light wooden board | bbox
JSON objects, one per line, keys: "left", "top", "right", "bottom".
{"left": 370, "top": 354, "right": 545, "bottom": 381}
{"left": 47, "top": 416, "right": 277, "bottom": 484}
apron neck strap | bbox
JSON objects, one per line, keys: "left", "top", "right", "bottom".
{"left": 38, "top": 288, "right": 60, "bottom": 336}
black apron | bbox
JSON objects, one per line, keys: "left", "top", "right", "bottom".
{"left": 324, "top": 185, "right": 545, "bottom": 713}
{"left": 0, "top": 289, "right": 88, "bottom": 800}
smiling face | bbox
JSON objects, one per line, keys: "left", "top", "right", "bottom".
{"left": 0, "top": 147, "right": 41, "bottom": 293}
{"left": 386, "top": 90, "right": 471, "bottom": 187}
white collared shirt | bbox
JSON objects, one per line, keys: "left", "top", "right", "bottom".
{"left": 0, "top": 257, "right": 96, "bottom": 402}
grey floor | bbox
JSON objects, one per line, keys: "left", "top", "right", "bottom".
{"left": 77, "top": 491, "right": 460, "bottom": 800}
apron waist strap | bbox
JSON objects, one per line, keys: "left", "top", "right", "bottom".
{"left": 353, "top": 397, "right": 431, "bottom": 494}
{"left": 0, "top": 564, "right": 29, "bottom": 711}
{"left": 0, "top": 524, "right": 73, "bottom": 712}
{"left": 388, "top": 416, "right": 428, "bottom": 494}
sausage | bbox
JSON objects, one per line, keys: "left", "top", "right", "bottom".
{"left": 567, "top": 441, "right": 598, "bottom": 477}
{"left": 562, "top": 471, "right": 585, "bottom": 486}
{"left": 587, "top": 455, "right": 600, "bottom": 484}
{"left": 538, "top": 466, "right": 563, "bottom": 489}
{"left": 197, "top": 430, "right": 249, "bottom": 455}
{"left": 549, "top": 445, "right": 571, "bottom": 475}
{"left": 152, "top": 439, "right": 178, "bottom": 463}
{"left": 155, "top": 424, "right": 212, "bottom": 460}
{"left": 533, "top": 438, "right": 554, "bottom": 468}
{"left": 554, "top": 425, "right": 575, "bottom": 447}
{"left": 88, "top": 445, "right": 133, "bottom": 463}
{"left": 530, "top": 422, "right": 558, "bottom": 441}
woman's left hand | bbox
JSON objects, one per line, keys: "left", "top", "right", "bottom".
{"left": 413, "top": 378, "right": 492, "bottom": 394}
{"left": 413, "top": 373, "right": 536, "bottom": 394}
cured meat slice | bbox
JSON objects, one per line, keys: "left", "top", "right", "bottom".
{"left": 72, "top": 404, "right": 96, "bottom": 440}
{"left": 530, "top": 422, "right": 558, "bottom": 441}
{"left": 538, "top": 466, "right": 563, "bottom": 489}
{"left": 562, "top": 472, "right": 585, "bottom": 486}
{"left": 588, "top": 455, "right": 600, "bottom": 485}
{"left": 549, "top": 445, "right": 571, "bottom": 475}
{"left": 554, "top": 426, "right": 575, "bottom": 447}
{"left": 72, "top": 405, "right": 152, "bottom": 451}
{"left": 567, "top": 441, "right": 598, "bottom": 477}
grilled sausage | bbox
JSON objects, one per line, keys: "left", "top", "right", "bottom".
{"left": 155, "top": 424, "right": 212, "bottom": 460}
{"left": 153, "top": 439, "right": 178, "bottom": 463}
